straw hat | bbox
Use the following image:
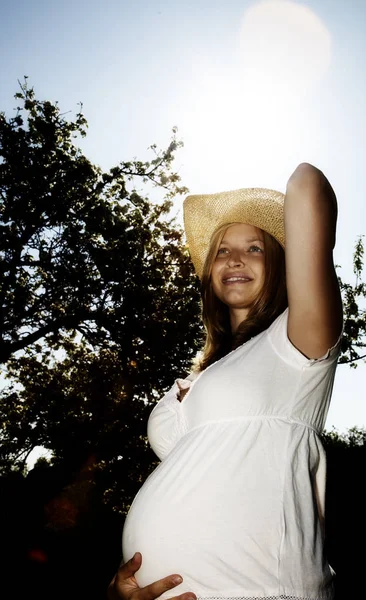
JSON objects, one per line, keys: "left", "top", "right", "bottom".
{"left": 183, "top": 187, "right": 285, "bottom": 279}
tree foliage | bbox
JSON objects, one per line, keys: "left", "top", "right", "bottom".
{"left": 0, "top": 80, "right": 202, "bottom": 505}
{"left": 0, "top": 78, "right": 199, "bottom": 364}
{"left": 337, "top": 235, "right": 366, "bottom": 367}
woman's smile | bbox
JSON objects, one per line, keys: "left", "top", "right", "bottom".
{"left": 222, "top": 273, "right": 253, "bottom": 284}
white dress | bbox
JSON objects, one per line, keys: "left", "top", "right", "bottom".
{"left": 122, "top": 309, "right": 341, "bottom": 600}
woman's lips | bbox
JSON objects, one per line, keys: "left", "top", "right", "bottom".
{"left": 222, "top": 276, "right": 253, "bottom": 284}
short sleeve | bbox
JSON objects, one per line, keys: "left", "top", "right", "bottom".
{"left": 147, "top": 377, "right": 191, "bottom": 461}
{"left": 268, "top": 308, "right": 343, "bottom": 368}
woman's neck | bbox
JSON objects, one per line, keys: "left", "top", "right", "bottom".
{"left": 230, "top": 307, "right": 249, "bottom": 334}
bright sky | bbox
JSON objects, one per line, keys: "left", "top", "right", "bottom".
{"left": 1, "top": 0, "right": 365, "bottom": 438}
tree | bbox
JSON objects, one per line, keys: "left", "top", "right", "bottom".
{"left": 321, "top": 426, "right": 366, "bottom": 599}
{"left": 0, "top": 78, "right": 201, "bottom": 365}
{"left": 0, "top": 80, "right": 202, "bottom": 487}
{"left": 1, "top": 344, "right": 163, "bottom": 513}
{"left": 337, "top": 235, "right": 366, "bottom": 367}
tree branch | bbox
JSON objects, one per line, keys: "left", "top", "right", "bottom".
{"left": 0, "top": 312, "right": 90, "bottom": 364}
{"left": 339, "top": 353, "right": 366, "bottom": 364}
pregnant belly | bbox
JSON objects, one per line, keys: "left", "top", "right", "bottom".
{"left": 122, "top": 425, "right": 282, "bottom": 597}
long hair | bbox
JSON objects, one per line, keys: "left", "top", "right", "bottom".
{"left": 195, "top": 223, "right": 288, "bottom": 371}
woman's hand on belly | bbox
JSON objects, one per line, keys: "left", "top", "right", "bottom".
{"left": 108, "top": 552, "right": 197, "bottom": 600}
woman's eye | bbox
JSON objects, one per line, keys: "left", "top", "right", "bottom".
{"left": 248, "top": 245, "right": 263, "bottom": 253}
{"left": 217, "top": 247, "right": 228, "bottom": 255}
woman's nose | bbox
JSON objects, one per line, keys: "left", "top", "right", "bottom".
{"left": 227, "top": 251, "right": 245, "bottom": 267}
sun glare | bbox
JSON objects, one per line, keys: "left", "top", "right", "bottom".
{"left": 239, "top": 0, "right": 332, "bottom": 99}
{"left": 180, "top": 0, "right": 332, "bottom": 190}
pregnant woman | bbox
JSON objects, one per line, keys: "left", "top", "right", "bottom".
{"left": 109, "top": 163, "right": 343, "bottom": 600}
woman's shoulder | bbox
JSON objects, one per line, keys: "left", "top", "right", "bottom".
{"left": 266, "top": 306, "right": 342, "bottom": 367}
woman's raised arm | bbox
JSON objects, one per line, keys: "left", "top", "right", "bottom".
{"left": 284, "top": 162, "right": 343, "bottom": 359}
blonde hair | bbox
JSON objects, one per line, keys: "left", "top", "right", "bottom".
{"left": 194, "top": 223, "right": 288, "bottom": 371}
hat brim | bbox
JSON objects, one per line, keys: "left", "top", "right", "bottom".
{"left": 183, "top": 187, "right": 285, "bottom": 279}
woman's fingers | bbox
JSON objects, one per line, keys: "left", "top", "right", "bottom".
{"left": 141, "top": 576, "right": 196, "bottom": 600}
{"left": 108, "top": 553, "right": 197, "bottom": 600}
{"left": 108, "top": 553, "right": 142, "bottom": 599}
{"left": 117, "top": 552, "right": 142, "bottom": 580}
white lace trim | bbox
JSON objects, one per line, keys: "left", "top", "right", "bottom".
{"left": 196, "top": 596, "right": 330, "bottom": 600}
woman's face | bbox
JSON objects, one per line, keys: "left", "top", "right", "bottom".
{"left": 211, "top": 223, "right": 266, "bottom": 316}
